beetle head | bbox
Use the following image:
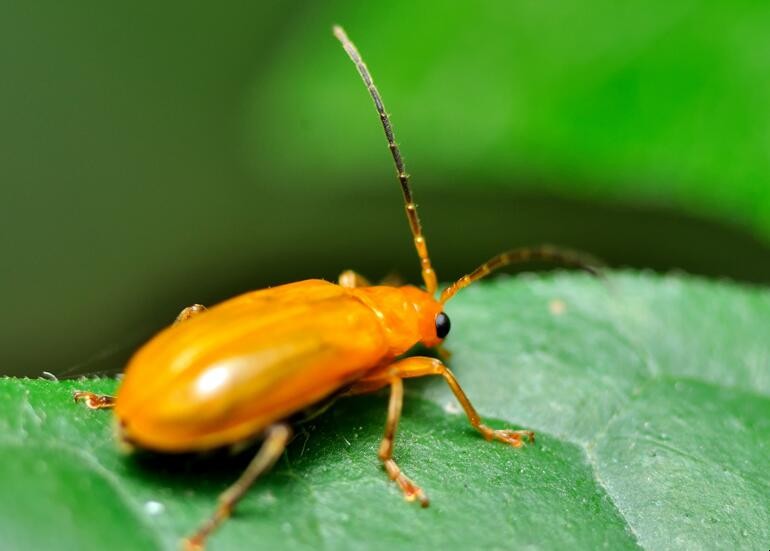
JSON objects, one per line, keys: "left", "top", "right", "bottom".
{"left": 399, "top": 285, "right": 449, "bottom": 348}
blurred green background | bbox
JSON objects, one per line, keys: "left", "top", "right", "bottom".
{"left": 2, "top": 1, "right": 770, "bottom": 377}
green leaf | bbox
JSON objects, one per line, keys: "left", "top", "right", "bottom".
{"left": 1, "top": 271, "right": 768, "bottom": 551}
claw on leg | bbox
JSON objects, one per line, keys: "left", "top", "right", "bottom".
{"left": 478, "top": 426, "right": 535, "bottom": 448}
{"left": 73, "top": 391, "right": 116, "bottom": 409}
{"left": 383, "top": 458, "right": 429, "bottom": 507}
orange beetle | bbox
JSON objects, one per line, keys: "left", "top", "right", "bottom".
{"left": 74, "top": 26, "right": 597, "bottom": 549}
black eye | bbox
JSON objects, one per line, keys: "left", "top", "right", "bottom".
{"left": 435, "top": 312, "right": 451, "bottom": 339}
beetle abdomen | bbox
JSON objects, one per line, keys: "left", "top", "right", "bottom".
{"left": 115, "top": 280, "right": 388, "bottom": 452}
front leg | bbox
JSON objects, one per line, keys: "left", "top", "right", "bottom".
{"left": 355, "top": 356, "right": 534, "bottom": 447}
{"left": 349, "top": 356, "right": 533, "bottom": 508}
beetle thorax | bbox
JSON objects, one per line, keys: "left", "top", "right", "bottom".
{"left": 349, "top": 285, "right": 442, "bottom": 355}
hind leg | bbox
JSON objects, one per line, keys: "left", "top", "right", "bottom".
{"left": 74, "top": 303, "right": 207, "bottom": 408}
{"left": 72, "top": 391, "right": 116, "bottom": 409}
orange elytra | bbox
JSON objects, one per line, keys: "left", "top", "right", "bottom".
{"left": 74, "top": 25, "right": 598, "bottom": 550}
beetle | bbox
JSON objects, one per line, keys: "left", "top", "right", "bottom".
{"left": 74, "top": 25, "right": 597, "bottom": 550}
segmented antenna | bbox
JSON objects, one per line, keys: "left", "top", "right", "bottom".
{"left": 333, "top": 25, "right": 438, "bottom": 295}
{"left": 440, "top": 245, "right": 602, "bottom": 303}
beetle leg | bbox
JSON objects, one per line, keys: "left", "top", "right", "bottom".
{"left": 73, "top": 391, "right": 116, "bottom": 409}
{"left": 73, "top": 305, "right": 207, "bottom": 410}
{"left": 184, "top": 423, "right": 292, "bottom": 551}
{"left": 345, "top": 376, "right": 390, "bottom": 395}
{"left": 378, "top": 271, "right": 405, "bottom": 286}
{"left": 436, "top": 344, "right": 452, "bottom": 361}
{"left": 337, "top": 270, "right": 371, "bottom": 288}
{"left": 174, "top": 304, "right": 207, "bottom": 324}
{"left": 379, "top": 377, "right": 429, "bottom": 506}
{"left": 359, "top": 356, "right": 535, "bottom": 448}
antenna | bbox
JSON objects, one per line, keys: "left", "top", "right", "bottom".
{"left": 440, "top": 245, "right": 602, "bottom": 303}
{"left": 333, "top": 25, "right": 438, "bottom": 295}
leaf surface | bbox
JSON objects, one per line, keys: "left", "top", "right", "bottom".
{"left": 1, "top": 272, "right": 768, "bottom": 550}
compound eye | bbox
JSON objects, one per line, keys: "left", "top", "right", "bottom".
{"left": 435, "top": 312, "right": 451, "bottom": 339}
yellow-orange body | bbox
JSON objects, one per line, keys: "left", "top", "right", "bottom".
{"left": 115, "top": 279, "right": 442, "bottom": 452}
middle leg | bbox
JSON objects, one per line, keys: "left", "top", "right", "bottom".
{"left": 337, "top": 270, "right": 371, "bottom": 289}
{"left": 378, "top": 377, "right": 429, "bottom": 506}
{"left": 184, "top": 423, "right": 292, "bottom": 550}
